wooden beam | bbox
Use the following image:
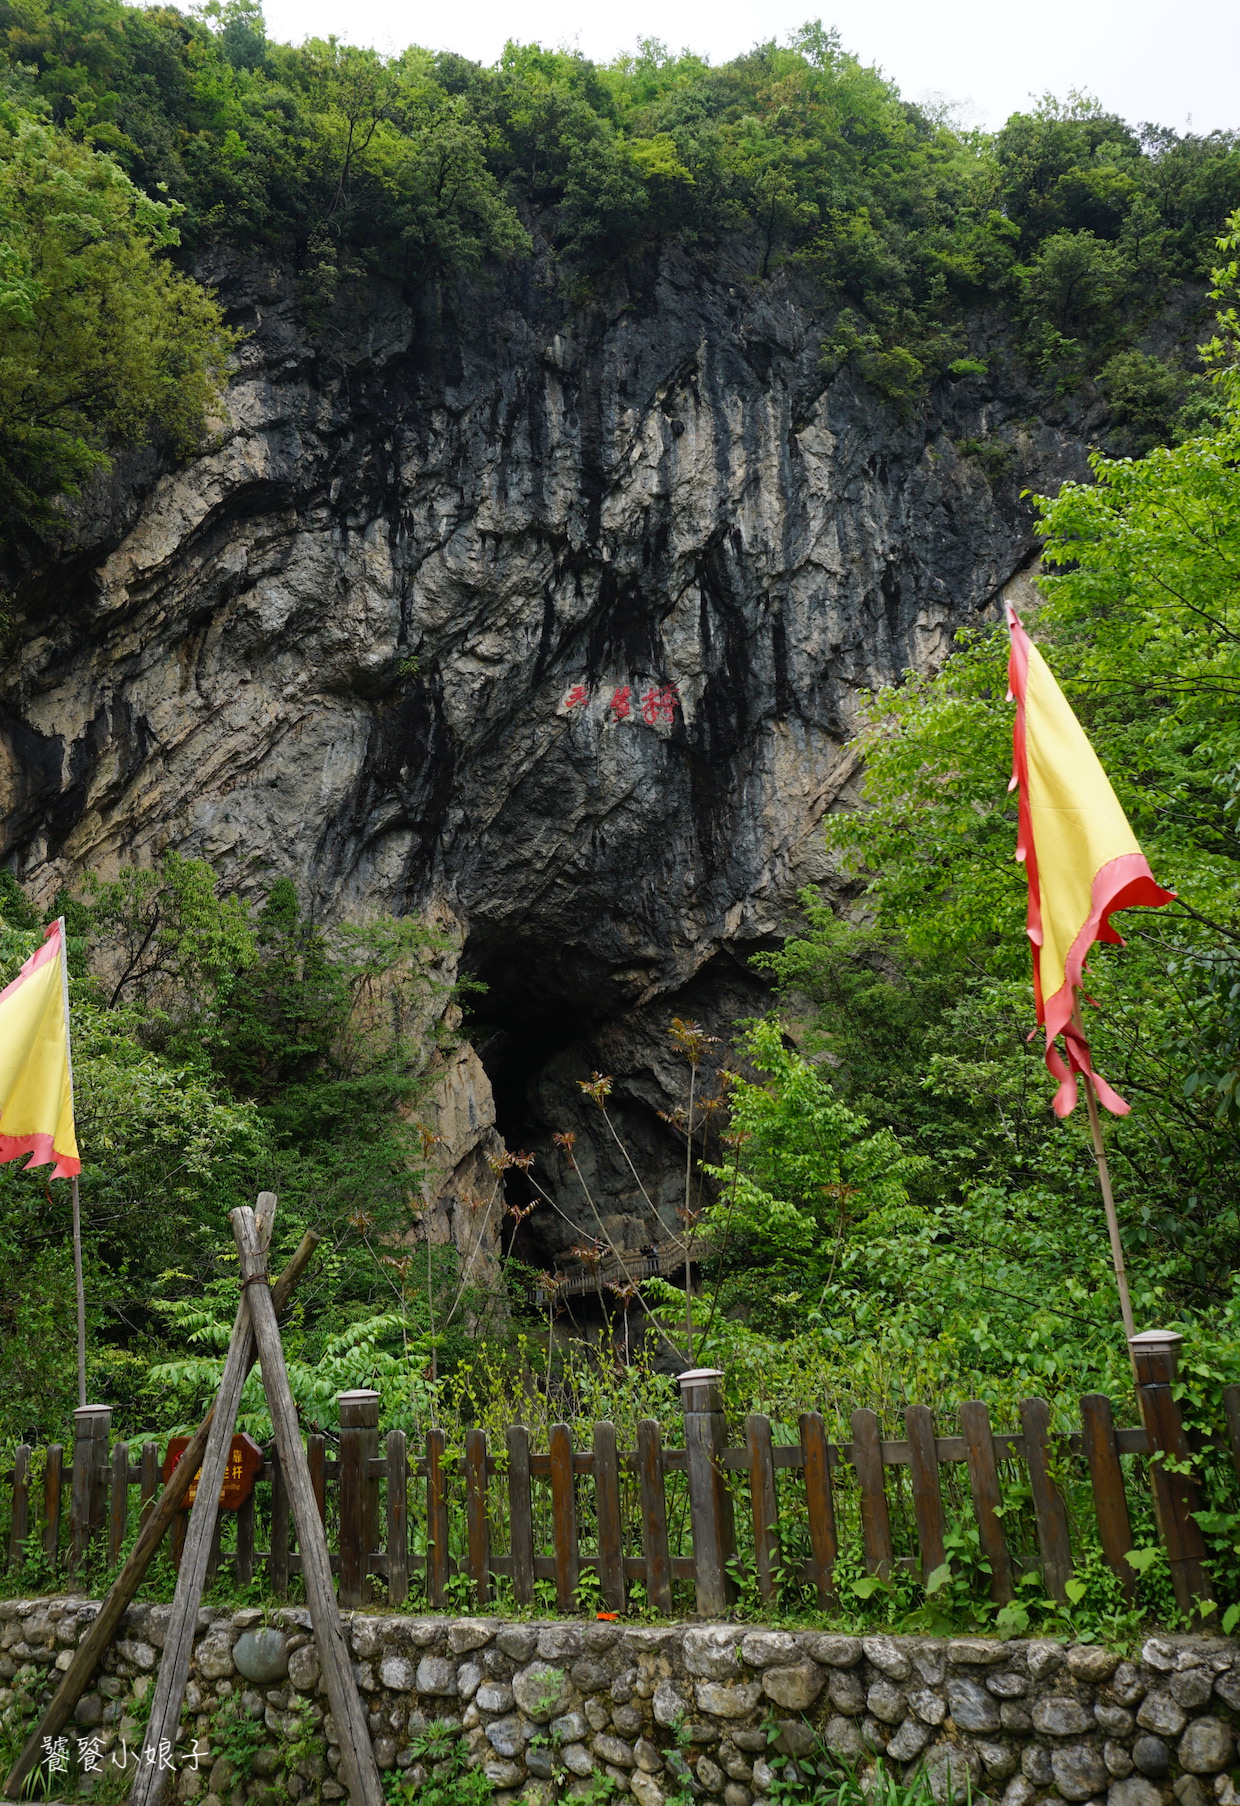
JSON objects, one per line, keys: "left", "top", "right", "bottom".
{"left": 131, "top": 1193, "right": 280, "bottom": 1806}
{"left": 2, "top": 1222, "right": 320, "bottom": 1802}
{"left": 232, "top": 1205, "right": 383, "bottom": 1806}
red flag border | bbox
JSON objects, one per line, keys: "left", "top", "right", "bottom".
{"left": 0, "top": 919, "right": 81, "bottom": 1176}
{"left": 1005, "top": 605, "right": 1174, "bottom": 1117}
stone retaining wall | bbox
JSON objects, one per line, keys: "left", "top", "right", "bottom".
{"left": 3, "top": 1600, "right": 1240, "bottom": 1806}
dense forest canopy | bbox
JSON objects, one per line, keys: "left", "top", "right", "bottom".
{"left": 3, "top": 0, "right": 1240, "bottom": 544}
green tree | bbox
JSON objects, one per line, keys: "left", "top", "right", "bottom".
{"left": 0, "top": 88, "right": 231, "bottom": 543}
{"left": 760, "top": 223, "right": 1240, "bottom": 1338}
{"left": 0, "top": 901, "right": 268, "bottom": 1440}
{"left": 1022, "top": 227, "right": 1130, "bottom": 330}
{"left": 702, "top": 1017, "right": 922, "bottom": 1321}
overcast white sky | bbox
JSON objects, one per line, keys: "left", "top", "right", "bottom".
{"left": 259, "top": 0, "right": 1238, "bottom": 135}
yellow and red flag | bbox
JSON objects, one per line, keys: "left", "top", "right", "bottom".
{"left": 1006, "top": 606, "right": 1174, "bottom": 1118}
{"left": 0, "top": 917, "right": 80, "bottom": 1178}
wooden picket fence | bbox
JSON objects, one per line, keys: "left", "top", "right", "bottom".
{"left": 6, "top": 1333, "right": 1240, "bottom": 1620}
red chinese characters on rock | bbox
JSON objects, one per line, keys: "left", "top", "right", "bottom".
{"left": 641, "top": 683, "right": 679, "bottom": 726}
{"left": 557, "top": 680, "right": 680, "bottom": 725}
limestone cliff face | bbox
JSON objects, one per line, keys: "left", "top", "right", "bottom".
{"left": 0, "top": 247, "right": 1091, "bottom": 1268}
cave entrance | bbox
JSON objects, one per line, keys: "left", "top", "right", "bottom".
{"left": 458, "top": 925, "right": 769, "bottom": 1357}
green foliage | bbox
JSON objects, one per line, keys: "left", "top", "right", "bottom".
{"left": 383, "top": 1721, "right": 495, "bottom": 1806}
{"left": 1096, "top": 348, "right": 1190, "bottom": 451}
{"left": 725, "top": 241, "right": 1240, "bottom": 1490}
{"left": 80, "top": 850, "right": 256, "bottom": 1017}
{"left": 0, "top": 858, "right": 471, "bottom": 1444}
{"left": 1, "top": 2, "right": 1236, "bottom": 429}
{"left": 0, "top": 81, "right": 231, "bottom": 544}
{"left": 0, "top": 900, "right": 267, "bottom": 1438}
{"left": 758, "top": 1748, "right": 935, "bottom": 1806}
{"left": 1022, "top": 227, "right": 1130, "bottom": 329}
{"left": 208, "top": 1695, "right": 264, "bottom": 1786}
{"left": 700, "top": 1017, "right": 923, "bottom": 1329}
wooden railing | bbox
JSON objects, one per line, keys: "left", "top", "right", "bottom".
{"left": 5, "top": 1331, "right": 1239, "bottom": 1619}
{"left": 551, "top": 1236, "right": 709, "bottom": 1300}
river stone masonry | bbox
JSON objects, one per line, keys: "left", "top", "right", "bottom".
{"left": 3, "top": 1602, "right": 1240, "bottom": 1806}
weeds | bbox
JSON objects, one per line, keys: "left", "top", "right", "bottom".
{"left": 382, "top": 1721, "right": 493, "bottom": 1806}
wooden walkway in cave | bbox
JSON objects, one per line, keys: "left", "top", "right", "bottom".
{"left": 551, "top": 1235, "right": 711, "bottom": 1300}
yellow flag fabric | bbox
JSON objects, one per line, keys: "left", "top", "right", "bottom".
{"left": 0, "top": 918, "right": 80, "bottom": 1178}
{"left": 1007, "top": 607, "right": 1174, "bottom": 1117}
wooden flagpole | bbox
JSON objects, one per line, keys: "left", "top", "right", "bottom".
{"left": 56, "top": 916, "right": 87, "bottom": 1409}
{"left": 130, "top": 1192, "right": 280, "bottom": 1806}
{"left": 232, "top": 1204, "right": 384, "bottom": 1806}
{"left": 1072, "top": 993, "right": 1137, "bottom": 1344}
{"left": 70, "top": 1174, "right": 86, "bottom": 1409}
{"left": 3, "top": 1222, "right": 321, "bottom": 1802}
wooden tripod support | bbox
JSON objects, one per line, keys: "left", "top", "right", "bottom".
{"left": 3, "top": 1208, "right": 321, "bottom": 1802}
{"left": 231, "top": 1205, "right": 384, "bottom": 1806}
{"left": 124, "top": 1197, "right": 382, "bottom": 1806}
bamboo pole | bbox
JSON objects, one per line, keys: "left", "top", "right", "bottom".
{"left": 130, "top": 1194, "right": 279, "bottom": 1806}
{"left": 2, "top": 1222, "right": 320, "bottom": 1802}
{"left": 70, "top": 1174, "right": 86, "bottom": 1410}
{"left": 53, "top": 915, "right": 87, "bottom": 1412}
{"left": 1072, "top": 994, "right": 1136, "bottom": 1343}
{"left": 231, "top": 1205, "right": 383, "bottom": 1806}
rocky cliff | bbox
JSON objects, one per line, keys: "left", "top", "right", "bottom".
{"left": 0, "top": 247, "right": 1092, "bottom": 1272}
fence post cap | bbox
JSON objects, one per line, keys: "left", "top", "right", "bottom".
{"left": 73, "top": 1404, "right": 112, "bottom": 1422}
{"left": 677, "top": 1369, "right": 725, "bottom": 1410}
{"left": 1128, "top": 1329, "right": 1184, "bottom": 1349}
{"left": 337, "top": 1388, "right": 381, "bottom": 1426}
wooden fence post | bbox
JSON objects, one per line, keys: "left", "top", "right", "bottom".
{"left": 679, "top": 1368, "right": 736, "bottom": 1617}
{"left": 798, "top": 1411, "right": 838, "bottom": 1608}
{"left": 851, "top": 1410, "right": 893, "bottom": 1579}
{"left": 338, "top": 1389, "right": 380, "bottom": 1609}
{"left": 8, "top": 1447, "right": 30, "bottom": 1572}
{"left": 138, "top": 1443, "right": 158, "bottom": 1528}
{"left": 308, "top": 1434, "right": 327, "bottom": 1525}
{"left": 236, "top": 1490, "right": 256, "bottom": 1589}
{"left": 1129, "top": 1329, "right": 1213, "bottom": 1612}
{"left": 549, "top": 1423, "right": 580, "bottom": 1611}
{"left": 505, "top": 1425, "right": 534, "bottom": 1607}
{"left": 69, "top": 1405, "right": 111, "bottom": 1573}
{"left": 1080, "top": 1392, "right": 1136, "bottom": 1597}
{"left": 1018, "top": 1397, "right": 1073, "bottom": 1602}
{"left": 746, "top": 1414, "right": 780, "bottom": 1603}
{"left": 636, "top": 1420, "right": 672, "bottom": 1615}
{"left": 268, "top": 1450, "right": 289, "bottom": 1595}
{"left": 386, "top": 1429, "right": 409, "bottom": 1607}
{"left": 465, "top": 1428, "right": 490, "bottom": 1606}
{"left": 904, "top": 1405, "right": 946, "bottom": 1581}
{"left": 960, "top": 1399, "right": 1015, "bottom": 1605}
{"left": 593, "top": 1421, "right": 626, "bottom": 1614}
{"left": 43, "top": 1446, "right": 63, "bottom": 1572}
{"left": 426, "top": 1429, "right": 450, "bottom": 1608}
{"left": 108, "top": 1442, "right": 129, "bottom": 1565}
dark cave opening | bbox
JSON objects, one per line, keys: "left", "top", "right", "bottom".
{"left": 458, "top": 926, "right": 773, "bottom": 1314}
